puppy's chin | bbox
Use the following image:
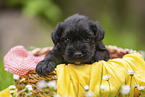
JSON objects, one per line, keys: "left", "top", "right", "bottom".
{"left": 69, "top": 61, "right": 84, "bottom": 65}
{"left": 64, "top": 57, "right": 92, "bottom": 65}
{"left": 74, "top": 62, "right": 81, "bottom": 65}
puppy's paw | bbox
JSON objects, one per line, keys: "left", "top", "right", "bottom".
{"left": 36, "top": 60, "right": 56, "bottom": 76}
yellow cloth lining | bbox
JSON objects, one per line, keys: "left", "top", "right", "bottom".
{"left": 57, "top": 53, "right": 145, "bottom": 97}
{"left": 0, "top": 88, "right": 11, "bottom": 97}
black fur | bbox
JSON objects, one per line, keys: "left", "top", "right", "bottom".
{"left": 36, "top": 14, "right": 110, "bottom": 75}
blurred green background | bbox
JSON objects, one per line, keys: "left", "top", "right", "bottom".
{"left": 0, "top": 0, "right": 145, "bottom": 91}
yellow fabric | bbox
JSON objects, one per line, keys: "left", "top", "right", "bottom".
{"left": 57, "top": 53, "right": 145, "bottom": 97}
{"left": 0, "top": 87, "right": 17, "bottom": 97}
{"left": 0, "top": 88, "right": 11, "bottom": 97}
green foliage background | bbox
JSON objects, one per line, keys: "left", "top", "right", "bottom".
{"left": 4, "top": 0, "right": 62, "bottom": 25}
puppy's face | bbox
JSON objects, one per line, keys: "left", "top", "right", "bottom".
{"left": 60, "top": 25, "right": 96, "bottom": 64}
{"left": 51, "top": 14, "right": 105, "bottom": 64}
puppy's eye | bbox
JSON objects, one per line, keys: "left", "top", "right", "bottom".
{"left": 64, "top": 38, "right": 70, "bottom": 43}
{"left": 85, "top": 37, "right": 91, "bottom": 42}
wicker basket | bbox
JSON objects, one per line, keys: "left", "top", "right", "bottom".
{"left": 14, "top": 45, "right": 138, "bottom": 97}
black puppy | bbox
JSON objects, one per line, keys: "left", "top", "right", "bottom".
{"left": 36, "top": 14, "right": 110, "bottom": 75}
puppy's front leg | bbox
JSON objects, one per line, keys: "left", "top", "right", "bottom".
{"left": 36, "top": 47, "right": 63, "bottom": 75}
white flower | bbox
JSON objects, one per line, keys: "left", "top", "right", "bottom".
{"left": 84, "top": 85, "right": 89, "bottom": 91}
{"left": 127, "top": 70, "right": 135, "bottom": 76}
{"left": 9, "top": 85, "right": 16, "bottom": 90}
{"left": 99, "top": 85, "right": 108, "bottom": 90}
{"left": 133, "top": 83, "right": 139, "bottom": 88}
{"left": 47, "top": 81, "right": 57, "bottom": 90}
{"left": 25, "top": 85, "right": 33, "bottom": 91}
{"left": 53, "top": 94, "right": 61, "bottom": 97}
{"left": 13, "top": 74, "right": 19, "bottom": 80}
{"left": 20, "top": 78, "right": 25, "bottom": 83}
{"left": 121, "top": 85, "right": 130, "bottom": 94}
{"left": 25, "top": 92, "right": 32, "bottom": 96}
{"left": 141, "top": 70, "right": 143, "bottom": 72}
{"left": 10, "top": 90, "right": 15, "bottom": 95}
{"left": 37, "top": 80, "right": 47, "bottom": 89}
{"left": 102, "top": 74, "right": 111, "bottom": 81}
{"left": 138, "top": 86, "right": 144, "bottom": 90}
{"left": 85, "top": 91, "right": 94, "bottom": 97}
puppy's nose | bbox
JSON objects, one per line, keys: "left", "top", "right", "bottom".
{"left": 74, "top": 52, "right": 83, "bottom": 59}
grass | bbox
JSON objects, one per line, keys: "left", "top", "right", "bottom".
{"left": 0, "top": 55, "right": 14, "bottom": 91}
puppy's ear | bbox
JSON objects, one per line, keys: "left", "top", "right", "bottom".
{"left": 90, "top": 21, "right": 105, "bottom": 42}
{"left": 51, "top": 23, "right": 63, "bottom": 45}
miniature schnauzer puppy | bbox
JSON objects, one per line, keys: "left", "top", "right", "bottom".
{"left": 36, "top": 14, "right": 110, "bottom": 75}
